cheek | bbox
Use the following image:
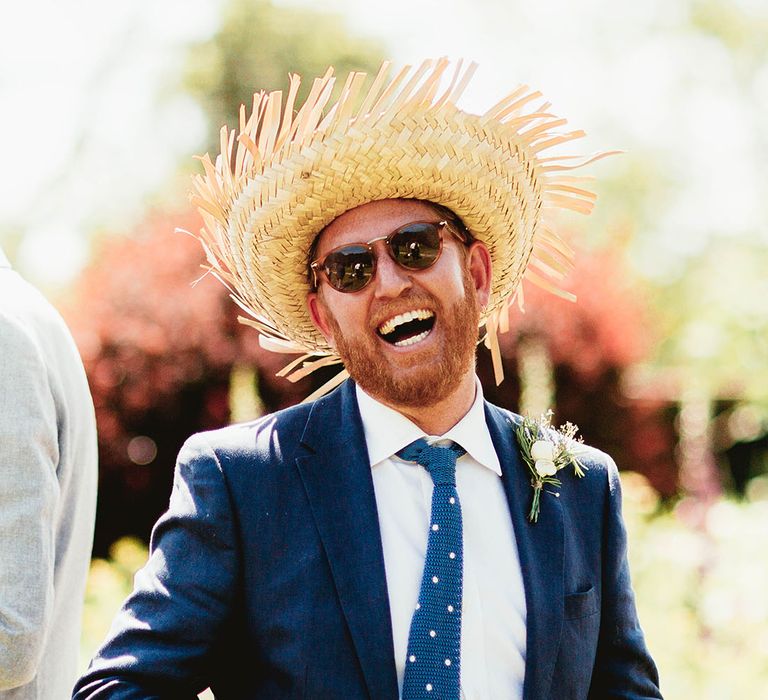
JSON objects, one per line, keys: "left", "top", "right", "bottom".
{"left": 318, "top": 291, "right": 371, "bottom": 336}
{"left": 437, "top": 247, "right": 471, "bottom": 283}
{"left": 429, "top": 261, "right": 471, "bottom": 300}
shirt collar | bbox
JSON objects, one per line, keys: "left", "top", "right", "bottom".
{"left": 355, "top": 378, "right": 502, "bottom": 476}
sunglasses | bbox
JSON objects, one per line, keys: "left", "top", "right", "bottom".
{"left": 310, "top": 220, "right": 467, "bottom": 293}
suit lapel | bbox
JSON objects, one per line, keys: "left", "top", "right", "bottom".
{"left": 295, "top": 380, "right": 398, "bottom": 700}
{"left": 485, "top": 403, "right": 565, "bottom": 700}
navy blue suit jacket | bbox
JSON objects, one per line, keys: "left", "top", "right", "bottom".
{"left": 74, "top": 380, "right": 661, "bottom": 699}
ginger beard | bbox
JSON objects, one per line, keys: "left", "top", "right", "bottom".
{"left": 320, "top": 268, "right": 481, "bottom": 408}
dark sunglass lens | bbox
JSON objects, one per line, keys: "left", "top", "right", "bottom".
{"left": 323, "top": 245, "right": 374, "bottom": 291}
{"left": 390, "top": 223, "right": 441, "bottom": 270}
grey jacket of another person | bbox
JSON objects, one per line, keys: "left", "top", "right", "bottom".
{"left": 0, "top": 247, "right": 97, "bottom": 699}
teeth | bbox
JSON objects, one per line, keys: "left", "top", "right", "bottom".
{"left": 394, "top": 330, "right": 430, "bottom": 347}
{"left": 378, "top": 308, "right": 434, "bottom": 335}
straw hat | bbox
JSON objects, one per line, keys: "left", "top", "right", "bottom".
{"left": 189, "top": 58, "right": 613, "bottom": 398}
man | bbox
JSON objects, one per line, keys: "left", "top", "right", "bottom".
{"left": 0, "top": 244, "right": 98, "bottom": 698}
{"left": 75, "top": 59, "right": 661, "bottom": 698}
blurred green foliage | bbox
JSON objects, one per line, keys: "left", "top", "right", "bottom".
{"left": 623, "top": 474, "right": 768, "bottom": 697}
{"left": 651, "top": 239, "right": 768, "bottom": 406}
{"left": 184, "top": 0, "right": 386, "bottom": 155}
{"left": 80, "top": 537, "right": 149, "bottom": 671}
{"left": 690, "top": 0, "right": 768, "bottom": 70}
{"left": 81, "top": 481, "right": 768, "bottom": 696}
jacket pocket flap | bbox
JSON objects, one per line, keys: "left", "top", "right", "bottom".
{"left": 564, "top": 586, "right": 598, "bottom": 619}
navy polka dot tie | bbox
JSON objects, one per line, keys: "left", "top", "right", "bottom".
{"left": 397, "top": 438, "right": 466, "bottom": 700}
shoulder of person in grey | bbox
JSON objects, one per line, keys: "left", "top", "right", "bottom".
{"left": 0, "top": 253, "right": 98, "bottom": 698}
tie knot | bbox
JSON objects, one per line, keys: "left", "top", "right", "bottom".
{"left": 397, "top": 438, "right": 466, "bottom": 485}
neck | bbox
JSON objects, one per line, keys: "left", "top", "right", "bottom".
{"left": 376, "top": 371, "right": 478, "bottom": 436}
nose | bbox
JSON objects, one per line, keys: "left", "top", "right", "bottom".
{"left": 372, "top": 243, "right": 412, "bottom": 299}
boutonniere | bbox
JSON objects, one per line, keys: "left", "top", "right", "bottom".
{"left": 515, "top": 411, "right": 587, "bottom": 523}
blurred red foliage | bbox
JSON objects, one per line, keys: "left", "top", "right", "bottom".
{"left": 63, "top": 209, "right": 331, "bottom": 554}
{"left": 63, "top": 211, "right": 232, "bottom": 553}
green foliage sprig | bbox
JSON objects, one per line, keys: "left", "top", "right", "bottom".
{"left": 516, "top": 411, "right": 588, "bottom": 523}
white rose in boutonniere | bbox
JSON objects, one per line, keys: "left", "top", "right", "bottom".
{"left": 515, "top": 411, "right": 588, "bottom": 523}
{"left": 531, "top": 440, "right": 557, "bottom": 477}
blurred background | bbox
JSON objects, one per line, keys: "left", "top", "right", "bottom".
{"left": 2, "top": 0, "right": 767, "bottom": 696}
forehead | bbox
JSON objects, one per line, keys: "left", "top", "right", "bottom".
{"left": 313, "top": 198, "right": 438, "bottom": 256}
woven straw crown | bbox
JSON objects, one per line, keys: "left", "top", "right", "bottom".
{"left": 189, "top": 58, "right": 613, "bottom": 398}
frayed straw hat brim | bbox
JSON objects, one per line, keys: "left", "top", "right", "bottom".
{"left": 189, "top": 58, "right": 614, "bottom": 393}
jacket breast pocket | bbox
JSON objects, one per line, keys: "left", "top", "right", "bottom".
{"left": 564, "top": 586, "right": 599, "bottom": 620}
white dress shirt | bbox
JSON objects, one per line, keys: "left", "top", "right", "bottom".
{"left": 356, "top": 381, "right": 526, "bottom": 700}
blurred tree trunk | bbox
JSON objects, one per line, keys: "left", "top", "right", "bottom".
{"left": 677, "top": 381, "right": 722, "bottom": 526}
{"left": 517, "top": 334, "right": 554, "bottom": 418}
{"left": 229, "top": 362, "right": 262, "bottom": 423}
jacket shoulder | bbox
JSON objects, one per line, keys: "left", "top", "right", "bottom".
{"left": 180, "top": 399, "right": 315, "bottom": 466}
{"left": 181, "top": 377, "right": 352, "bottom": 460}
{"left": 486, "top": 402, "right": 618, "bottom": 485}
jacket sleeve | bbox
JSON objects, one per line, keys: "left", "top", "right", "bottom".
{"left": 73, "top": 434, "right": 239, "bottom": 699}
{"left": 0, "top": 317, "right": 59, "bottom": 690}
{"left": 588, "top": 455, "right": 663, "bottom": 699}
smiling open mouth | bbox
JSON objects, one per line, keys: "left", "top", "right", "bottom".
{"left": 377, "top": 309, "right": 436, "bottom": 347}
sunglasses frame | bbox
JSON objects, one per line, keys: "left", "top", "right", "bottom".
{"left": 310, "top": 220, "right": 467, "bottom": 293}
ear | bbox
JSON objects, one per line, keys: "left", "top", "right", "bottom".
{"left": 307, "top": 290, "right": 336, "bottom": 349}
{"left": 466, "top": 240, "right": 493, "bottom": 310}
